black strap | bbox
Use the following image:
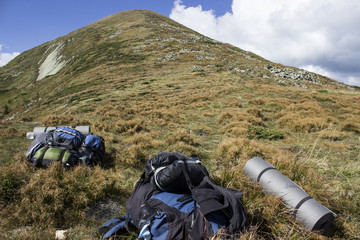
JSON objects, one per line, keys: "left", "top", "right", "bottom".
{"left": 98, "top": 218, "right": 123, "bottom": 236}
{"left": 180, "top": 161, "right": 198, "bottom": 229}
{"left": 180, "top": 161, "right": 194, "bottom": 190}
{"left": 98, "top": 216, "right": 136, "bottom": 238}
{"left": 293, "top": 196, "right": 313, "bottom": 217}
{"left": 59, "top": 148, "right": 67, "bottom": 162}
{"left": 38, "top": 146, "right": 49, "bottom": 161}
{"left": 178, "top": 195, "right": 192, "bottom": 202}
{"left": 124, "top": 218, "right": 138, "bottom": 238}
{"left": 256, "top": 167, "right": 276, "bottom": 183}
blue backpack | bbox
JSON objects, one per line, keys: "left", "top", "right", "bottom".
{"left": 99, "top": 171, "right": 248, "bottom": 239}
{"left": 99, "top": 189, "right": 230, "bottom": 239}
{"left": 26, "top": 126, "right": 105, "bottom": 168}
{"left": 81, "top": 134, "right": 105, "bottom": 165}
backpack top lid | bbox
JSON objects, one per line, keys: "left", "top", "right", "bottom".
{"left": 55, "top": 126, "right": 84, "bottom": 141}
{"left": 144, "top": 152, "right": 190, "bottom": 176}
{"left": 48, "top": 126, "right": 85, "bottom": 149}
{"left": 144, "top": 152, "right": 209, "bottom": 193}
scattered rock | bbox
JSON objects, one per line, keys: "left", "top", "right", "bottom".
{"left": 55, "top": 230, "right": 67, "bottom": 240}
{"left": 85, "top": 198, "right": 123, "bottom": 221}
{"left": 190, "top": 66, "right": 201, "bottom": 70}
{"left": 179, "top": 49, "right": 205, "bottom": 54}
{"left": 109, "top": 30, "right": 123, "bottom": 39}
{"left": 205, "top": 56, "right": 216, "bottom": 60}
{"left": 187, "top": 33, "right": 201, "bottom": 41}
{"left": 133, "top": 45, "right": 146, "bottom": 51}
{"left": 160, "top": 54, "right": 178, "bottom": 62}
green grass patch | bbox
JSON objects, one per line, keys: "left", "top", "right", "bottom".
{"left": 247, "top": 126, "right": 285, "bottom": 140}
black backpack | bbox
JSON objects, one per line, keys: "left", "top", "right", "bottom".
{"left": 99, "top": 152, "right": 248, "bottom": 239}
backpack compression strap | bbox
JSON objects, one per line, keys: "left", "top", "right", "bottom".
{"left": 179, "top": 160, "right": 195, "bottom": 190}
{"left": 46, "top": 128, "right": 82, "bottom": 150}
{"left": 99, "top": 215, "right": 136, "bottom": 239}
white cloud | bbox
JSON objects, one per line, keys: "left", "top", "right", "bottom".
{"left": 0, "top": 44, "right": 20, "bottom": 67}
{"left": 170, "top": 0, "right": 360, "bottom": 86}
{"left": 170, "top": 0, "right": 218, "bottom": 37}
{"left": 301, "top": 64, "right": 360, "bottom": 86}
{"left": 301, "top": 65, "right": 332, "bottom": 78}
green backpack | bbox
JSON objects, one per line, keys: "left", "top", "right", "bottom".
{"left": 32, "top": 146, "right": 78, "bottom": 168}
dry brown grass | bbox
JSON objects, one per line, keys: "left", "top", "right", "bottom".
{"left": 13, "top": 164, "right": 108, "bottom": 227}
{"left": 215, "top": 137, "right": 288, "bottom": 168}
{"left": 41, "top": 114, "right": 90, "bottom": 126}
{"left": 317, "top": 129, "right": 348, "bottom": 141}
{"left": 339, "top": 114, "right": 360, "bottom": 133}
{"left": 114, "top": 119, "right": 147, "bottom": 134}
{"left": 217, "top": 108, "right": 266, "bottom": 137}
{"left": 0, "top": 126, "right": 24, "bottom": 137}
{"left": 120, "top": 132, "right": 163, "bottom": 165}
{"left": 277, "top": 114, "right": 329, "bottom": 133}
{"left": 167, "top": 129, "right": 201, "bottom": 147}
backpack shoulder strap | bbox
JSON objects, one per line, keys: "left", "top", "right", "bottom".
{"left": 192, "top": 177, "right": 248, "bottom": 233}
{"left": 99, "top": 214, "right": 134, "bottom": 239}
{"left": 125, "top": 176, "right": 159, "bottom": 227}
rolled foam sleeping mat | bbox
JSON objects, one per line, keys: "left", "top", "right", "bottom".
{"left": 243, "top": 157, "right": 336, "bottom": 233}
{"left": 74, "top": 126, "right": 91, "bottom": 135}
{"left": 26, "top": 126, "right": 91, "bottom": 139}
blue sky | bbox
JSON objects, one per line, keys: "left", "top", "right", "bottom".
{"left": 1, "top": 0, "right": 360, "bottom": 86}
{"left": 0, "top": 0, "right": 231, "bottom": 53}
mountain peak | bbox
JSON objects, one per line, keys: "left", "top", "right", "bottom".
{"left": 0, "top": 9, "right": 357, "bottom": 119}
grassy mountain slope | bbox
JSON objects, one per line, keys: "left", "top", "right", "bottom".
{"left": 0, "top": 10, "right": 359, "bottom": 239}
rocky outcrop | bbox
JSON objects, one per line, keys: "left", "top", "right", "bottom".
{"left": 265, "top": 64, "right": 322, "bottom": 85}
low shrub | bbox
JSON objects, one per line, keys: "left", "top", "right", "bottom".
{"left": 0, "top": 173, "right": 22, "bottom": 202}
{"left": 247, "top": 126, "right": 284, "bottom": 140}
